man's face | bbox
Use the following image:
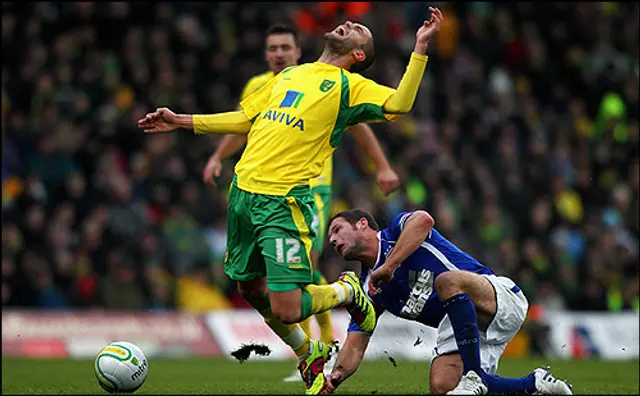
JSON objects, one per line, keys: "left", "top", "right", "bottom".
{"left": 328, "top": 217, "right": 367, "bottom": 261}
{"left": 324, "top": 21, "right": 372, "bottom": 56}
{"left": 265, "top": 33, "right": 301, "bottom": 74}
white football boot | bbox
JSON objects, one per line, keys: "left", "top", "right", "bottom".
{"left": 282, "top": 368, "right": 303, "bottom": 383}
{"left": 447, "top": 370, "right": 488, "bottom": 395}
{"left": 533, "top": 366, "right": 573, "bottom": 395}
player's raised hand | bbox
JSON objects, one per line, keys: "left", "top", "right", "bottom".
{"left": 376, "top": 167, "right": 400, "bottom": 196}
{"left": 138, "top": 107, "right": 180, "bottom": 133}
{"left": 203, "top": 154, "right": 223, "bottom": 189}
{"left": 414, "top": 6, "right": 443, "bottom": 54}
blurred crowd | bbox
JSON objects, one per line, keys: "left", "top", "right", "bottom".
{"left": 2, "top": 2, "right": 639, "bottom": 313}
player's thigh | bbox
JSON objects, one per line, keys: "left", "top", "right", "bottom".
{"left": 253, "top": 189, "right": 316, "bottom": 290}
{"left": 236, "top": 277, "right": 268, "bottom": 303}
{"left": 224, "top": 184, "right": 266, "bottom": 281}
{"left": 430, "top": 353, "right": 463, "bottom": 394}
{"left": 468, "top": 273, "right": 498, "bottom": 331}
{"left": 483, "top": 275, "right": 529, "bottom": 346}
{"left": 440, "top": 270, "right": 498, "bottom": 331}
{"left": 310, "top": 188, "right": 332, "bottom": 257}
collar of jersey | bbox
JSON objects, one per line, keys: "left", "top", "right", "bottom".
{"left": 373, "top": 232, "right": 383, "bottom": 270}
{"left": 313, "top": 61, "right": 342, "bottom": 70}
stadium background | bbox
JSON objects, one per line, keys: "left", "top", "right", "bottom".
{"left": 1, "top": 2, "right": 639, "bottom": 393}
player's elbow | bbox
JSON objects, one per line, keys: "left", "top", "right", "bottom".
{"left": 412, "top": 210, "right": 435, "bottom": 232}
{"left": 382, "top": 100, "right": 410, "bottom": 115}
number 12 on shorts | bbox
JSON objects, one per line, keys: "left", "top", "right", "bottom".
{"left": 275, "top": 238, "right": 301, "bottom": 264}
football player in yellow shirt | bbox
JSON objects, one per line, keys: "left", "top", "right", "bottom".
{"left": 139, "top": 8, "right": 443, "bottom": 394}
{"left": 201, "top": 24, "right": 400, "bottom": 382}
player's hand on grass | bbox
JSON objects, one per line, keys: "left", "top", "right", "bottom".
{"left": 368, "top": 263, "right": 397, "bottom": 296}
{"left": 203, "top": 154, "right": 223, "bottom": 188}
{"left": 320, "top": 372, "right": 344, "bottom": 394}
{"left": 138, "top": 107, "right": 180, "bottom": 133}
{"left": 376, "top": 167, "right": 400, "bottom": 196}
{"left": 414, "top": 6, "right": 443, "bottom": 54}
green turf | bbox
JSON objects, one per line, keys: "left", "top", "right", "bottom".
{"left": 2, "top": 357, "right": 638, "bottom": 394}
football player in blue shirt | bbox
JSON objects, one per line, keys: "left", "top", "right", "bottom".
{"left": 322, "top": 209, "right": 573, "bottom": 395}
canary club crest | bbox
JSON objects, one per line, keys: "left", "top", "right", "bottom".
{"left": 320, "top": 79, "right": 336, "bottom": 92}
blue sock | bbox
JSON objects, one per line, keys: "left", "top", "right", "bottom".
{"left": 442, "top": 293, "right": 481, "bottom": 374}
{"left": 481, "top": 372, "right": 536, "bottom": 394}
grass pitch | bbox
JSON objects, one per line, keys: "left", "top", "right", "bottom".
{"left": 2, "top": 357, "right": 638, "bottom": 394}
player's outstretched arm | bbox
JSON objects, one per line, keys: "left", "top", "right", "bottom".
{"left": 382, "top": 7, "right": 443, "bottom": 114}
{"left": 321, "top": 332, "right": 371, "bottom": 394}
{"left": 138, "top": 108, "right": 252, "bottom": 135}
{"left": 348, "top": 123, "right": 400, "bottom": 196}
{"left": 203, "top": 134, "right": 248, "bottom": 188}
{"left": 368, "top": 210, "right": 435, "bottom": 295}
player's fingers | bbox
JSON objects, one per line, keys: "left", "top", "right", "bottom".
{"left": 142, "top": 128, "right": 158, "bottom": 134}
{"left": 203, "top": 168, "right": 213, "bottom": 185}
{"left": 368, "top": 278, "right": 377, "bottom": 296}
{"left": 138, "top": 116, "right": 152, "bottom": 124}
{"left": 213, "top": 165, "right": 222, "bottom": 177}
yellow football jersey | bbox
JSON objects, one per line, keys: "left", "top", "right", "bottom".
{"left": 309, "top": 156, "right": 332, "bottom": 190}
{"left": 241, "top": 71, "right": 333, "bottom": 190}
{"left": 240, "top": 71, "right": 275, "bottom": 101}
{"left": 237, "top": 63, "right": 398, "bottom": 196}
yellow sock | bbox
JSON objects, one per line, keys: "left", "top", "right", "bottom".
{"left": 315, "top": 310, "right": 334, "bottom": 344}
{"left": 300, "top": 316, "right": 313, "bottom": 338}
{"left": 263, "top": 315, "right": 310, "bottom": 358}
{"left": 303, "top": 282, "right": 350, "bottom": 315}
{"left": 293, "top": 334, "right": 311, "bottom": 357}
{"left": 313, "top": 273, "right": 334, "bottom": 344}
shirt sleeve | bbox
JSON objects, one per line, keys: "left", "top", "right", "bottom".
{"left": 386, "top": 211, "right": 415, "bottom": 240}
{"left": 346, "top": 73, "right": 400, "bottom": 125}
{"left": 239, "top": 75, "right": 279, "bottom": 121}
{"left": 240, "top": 76, "right": 266, "bottom": 102}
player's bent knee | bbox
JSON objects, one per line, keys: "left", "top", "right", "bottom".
{"left": 270, "top": 305, "right": 301, "bottom": 324}
{"left": 237, "top": 279, "right": 267, "bottom": 303}
{"left": 430, "top": 354, "right": 463, "bottom": 394}
{"left": 434, "top": 271, "right": 463, "bottom": 295}
{"left": 269, "top": 290, "right": 303, "bottom": 324}
{"left": 430, "top": 374, "right": 459, "bottom": 395}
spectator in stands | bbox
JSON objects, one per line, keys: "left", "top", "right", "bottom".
{"left": 1, "top": 2, "right": 638, "bottom": 313}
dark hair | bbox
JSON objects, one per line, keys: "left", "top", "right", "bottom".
{"left": 265, "top": 23, "right": 300, "bottom": 48}
{"left": 330, "top": 209, "right": 380, "bottom": 231}
{"left": 349, "top": 38, "right": 375, "bottom": 73}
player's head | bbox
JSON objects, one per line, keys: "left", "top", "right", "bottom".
{"left": 328, "top": 209, "right": 379, "bottom": 261}
{"left": 323, "top": 21, "right": 375, "bottom": 73}
{"left": 265, "top": 23, "right": 301, "bottom": 74}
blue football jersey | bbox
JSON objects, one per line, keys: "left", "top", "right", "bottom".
{"left": 347, "top": 211, "right": 495, "bottom": 334}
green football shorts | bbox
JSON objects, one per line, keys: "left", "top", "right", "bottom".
{"left": 224, "top": 176, "right": 316, "bottom": 292}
